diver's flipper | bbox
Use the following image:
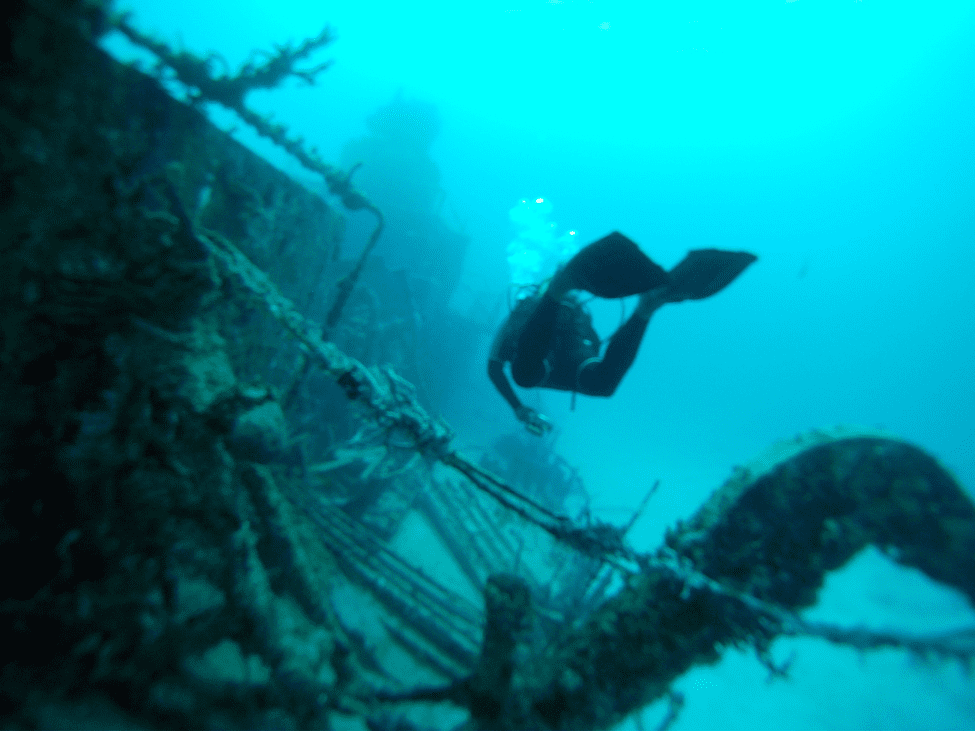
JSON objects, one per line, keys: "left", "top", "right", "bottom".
{"left": 666, "top": 249, "right": 757, "bottom": 301}
{"left": 565, "top": 232, "right": 670, "bottom": 298}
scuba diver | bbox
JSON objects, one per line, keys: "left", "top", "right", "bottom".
{"left": 488, "top": 232, "right": 757, "bottom": 435}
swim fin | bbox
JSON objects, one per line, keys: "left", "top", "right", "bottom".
{"left": 666, "top": 249, "right": 757, "bottom": 301}
{"left": 564, "top": 232, "right": 670, "bottom": 298}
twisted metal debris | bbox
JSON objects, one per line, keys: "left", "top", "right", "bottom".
{"left": 189, "top": 215, "right": 652, "bottom": 577}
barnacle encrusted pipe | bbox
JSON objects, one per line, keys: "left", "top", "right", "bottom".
{"left": 500, "top": 437, "right": 975, "bottom": 730}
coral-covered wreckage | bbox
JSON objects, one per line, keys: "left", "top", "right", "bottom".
{"left": 2, "top": 1, "right": 974, "bottom": 729}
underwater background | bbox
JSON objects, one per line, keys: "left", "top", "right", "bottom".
{"left": 102, "top": 1, "right": 975, "bottom": 728}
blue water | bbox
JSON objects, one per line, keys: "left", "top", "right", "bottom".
{"left": 106, "top": 1, "right": 975, "bottom": 727}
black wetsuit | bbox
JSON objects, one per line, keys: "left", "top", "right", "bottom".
{"left": 488, "top": 292, "right": 651, "bottom": 412}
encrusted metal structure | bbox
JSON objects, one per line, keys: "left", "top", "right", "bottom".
{"left": 1, "top": 2, "right": 973, "bottom": 729}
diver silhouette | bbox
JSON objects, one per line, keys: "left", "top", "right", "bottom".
{"left": 488, "top": 232, "right": 757, "bottom": 435}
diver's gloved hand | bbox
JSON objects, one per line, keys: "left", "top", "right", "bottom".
{"left": 515, "top": 405, "right": 552, "bottom": 436}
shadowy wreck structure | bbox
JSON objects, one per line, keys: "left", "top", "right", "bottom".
{"left": 2, "top": 1, "right": 974, "bottom": 729}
